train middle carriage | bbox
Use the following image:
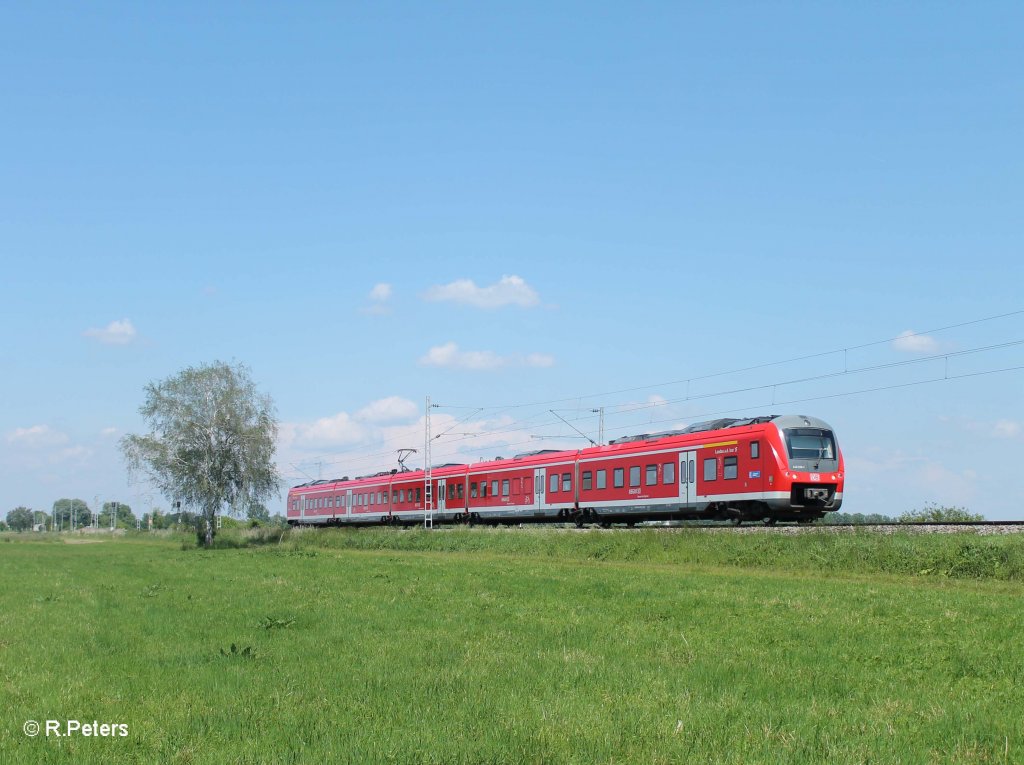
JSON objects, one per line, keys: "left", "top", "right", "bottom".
{"left": 286, "top": 414, "right": 844, "bottom": 526}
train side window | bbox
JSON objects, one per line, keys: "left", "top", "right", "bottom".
{"left": 562, "top": 473, "right": 571, "bottom": 492}
{"left": 550, "top": 474, "right": 559, "bottom": 493}
{"left": 629, "top": 466, "right": 641, "bottom": 487}
{"left": 491, "top": 480, "right": 499, "bottom": 497}
{"left": 392, "top": 490, "right": 398, "bottom": 504}
{"left": 582, "top": 471, "right": 593, "bottom": 491}
{"left": 458, "top": 483, "right": 464, "bottom": 499}
{"left": 645, "top": 464, "right": 657, "bottom": 486}
{"left": 664, "top": 462, "right": 675, "bottom": 484}
{"left": 501, "top": 479, "right": 510, "bottom": 496}
{"left": 597, "top": 469, "right": 607, "bottom": 489}
{"left": 448, "top": 484, "right": 456, "bottom": 500}
{"left": 416, "top": 487, "right": 422, "bottom": 503}
{"left": 689, "top": 459, "right": 695, "bottom": 483}
{"left": 724, "top": 456, "right": 738, "bottom": 480}
{"left": 399, "top": 489, "right": 405, "bottom": 503}
{"left": 369, "top": 493, "right": 375, "bottom": 505}
{"left": 481, "top": 482, "right": 488, "bottom": 498}
{"left": 751, "top": 441, "right": 760, "bottom": 459}
{"left": 470, "top": 482, "right": 478, "bottom": 498}
{"left": 613, "top": 468, "right": 624, "bottom": 488}
{"left": 382, "top": 493, "right": 388, "bottom": 505}
{"left": 703, "top": 458, "right": 717, "bottom": 481}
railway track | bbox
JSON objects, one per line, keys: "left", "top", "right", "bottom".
{"left": 561, "top": 520, "right": 1024, "bottom": 534}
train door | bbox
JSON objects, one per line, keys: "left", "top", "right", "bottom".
{"left": 345, "top": 490, "right": 352, "bottom": 520}
{"left": 679, "top": 450, "right": 697, "bottom": 507}
{"left": 534, "top": 468, "right": 547, "bottom": 511}
{"left": 437, "top": 478, "right": 447, "bottom": 515}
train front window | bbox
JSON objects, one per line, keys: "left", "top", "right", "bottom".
{"left": 784, "top": 429, "right": 836, "bottom": 461}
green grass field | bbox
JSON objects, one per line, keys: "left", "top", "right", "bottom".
{"left": 1, "top": 529, "right": 1022, "bottom": 764}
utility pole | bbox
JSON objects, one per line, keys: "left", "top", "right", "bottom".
{"left": 423, "top": 395, "right": 432, "bottom": 529}
{"left": 592, "top": 407, "right": 605, "bottom": 446}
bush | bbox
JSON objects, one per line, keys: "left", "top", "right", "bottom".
{"left": 899, "top": 503, "right": 984, "bottom": 523}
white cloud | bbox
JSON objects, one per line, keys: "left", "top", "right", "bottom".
{"left": 100, "top": 427, "right": 119, "bottom": 437}
{"left": 419, "top": 342, "right": 555, "bottom": 371}
{"left": 891, "top": 330, "right": 938, "bottom": 354}
{"left": 355, "top": 396, "right": 419, "bottom": 423}
{"left": 84, "top": 318, "right": 137, "bottom": 345}
{"left": 369, "top": 283, "right": 392, "bottom": 302}
{"left": 525, "top": 353, "right": 556, "bottom": 368}
{"left": 280, "top": 412, "right": 367, "bottom": 450}
{"left": 993, "top": 419, "right": 1021, "bottom": 439}
{"left": 7, "top": 425, "right": 69, "bottom": 447}
{"left": 423, "top": 275, "right": 539, "bottom": 309}
{"left": 421, "top": 342, "right": 505, "bottom": 370}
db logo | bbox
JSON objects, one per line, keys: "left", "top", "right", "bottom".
{"left": 809, "top": 473, "right": 821, "bottom": 482}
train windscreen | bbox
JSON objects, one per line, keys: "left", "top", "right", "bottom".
{"left": 784, "top": 428, "right": 837, "bottom": 461}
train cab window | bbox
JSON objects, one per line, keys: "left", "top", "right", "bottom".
{"left": 562, "top": 473, "right": 571, "bottom": 492}
{"left": 751, "top": 441, "right": 760, "bottom": 459}
{"left": 457, "top": 483, "right": 464, "bottom": 499}
{"left": 724, "top": 456, "right": 738, "bottom": 480}
{"left": 502, "top": 479, "right": 510, "bottom": 496}
{"left": 703, "top": 458, "right": 717, "bottom": 481}
{"left": 491, "top": 480, "right": 499, "bottom": 497}
{"left": 664, "top": 462, "right": 675, "bottom": 484}
{"left": 613, "top": 468, "right": 624, "bottom": 488}
{"left": 597, "top": 470, "right": 607, "bottom": 489}
{"left": 629, "top": 466, "right": 641, "bottom": 487}
{"left": 582, "top": 471, "right": 593, "bottom": 490}
{"left": 645, "top": 465, "right": 657, "bottom": 486}
{"left": 550, "top": 474, "right": 559, "bottom": 493}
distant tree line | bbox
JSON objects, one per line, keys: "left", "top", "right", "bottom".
{"left": 3, "top": 500, "right": 286, "bottom": 533}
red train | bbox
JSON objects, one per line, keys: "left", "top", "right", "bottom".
{"left": 286, "top": 414, "right": 844, "bottom": 526}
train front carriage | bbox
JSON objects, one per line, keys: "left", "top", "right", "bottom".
{"left": 764, "top": 414, "right": 844, "bottom": 521}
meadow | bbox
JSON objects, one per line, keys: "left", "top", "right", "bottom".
{"left": 1, "top": 528, "right": 1021, "bottom": 764}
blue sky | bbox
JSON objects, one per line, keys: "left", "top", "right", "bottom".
{"left": 2, "top": 2, "right": 1021, "bottom": 519}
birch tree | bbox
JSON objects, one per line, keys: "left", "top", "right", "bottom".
{"left": 120, "top": 361, "right": 279, "bottom": 546}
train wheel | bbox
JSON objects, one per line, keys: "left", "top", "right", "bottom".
{"left": 764, "top": 517, "right": 777, "bottom": 527}
{"left": 732, "top": 517, "right": 742, "bottom": 527}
